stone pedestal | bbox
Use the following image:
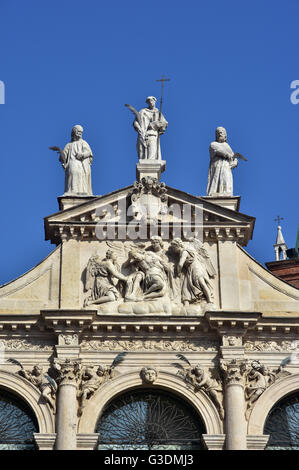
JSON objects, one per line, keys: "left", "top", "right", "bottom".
{"left": 136, "top": 160, "right": 166, "bottom": 181}
{"left": 55, "top": 382, "right": 77, "bottom": 450}
{"left": 201, "top": 196, "right": 240, "bottom": 211}
{"left": 58, "top": 195, "right": 97, "bottom": 211}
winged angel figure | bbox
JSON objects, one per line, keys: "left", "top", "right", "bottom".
{"left": 170, "top": 237, "right": 216, "bottom": 306}
{"left": 84, "top": 241, "right": 146, "bottom": 305}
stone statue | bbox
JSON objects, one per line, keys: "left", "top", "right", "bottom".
{"left": 170, "top": 238, "right": 216, "bottom": 306}
{"left": 124, "top": 247, "right": 169, "bottom": 301}
{"left": 187, "top": 365, "right": 224, "bottom": 420}
{"left": 129, "top": 96, "right": 168, "bottom": 161}
{"left": 173, "top": 355, "right": 224, "bottom": 420}
{"left": 77, "top": 353, "right": 127, "bottom": 415}
{"left": 17, "top": 364, "right": 57, "bottom": 413}
{"left": 206, "top": 127, "right": 239, "bottom": 197}
{"left": 77, "top": 365, "right": 107, "bottom": 415}
{"left": 140, "top": 367, "right": 158, "bottom": 384}
{"left": 243, "top": 360, "right": 291, "bottom": 419}
{"left": 84, "top": 250, "right": 128, "bottom": 306}
{"left": 50, "top": 124, "right": 93, "bottom": 195}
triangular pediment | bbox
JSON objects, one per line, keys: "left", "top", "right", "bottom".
{"left": 44, "top": 184, "right": 255, "bottom": 246}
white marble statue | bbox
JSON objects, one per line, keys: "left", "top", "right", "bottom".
{"left": 128, "top": 96, "right": 168, "bottom": 160}
{"left": 50, "top": 125, "right": 93, "bottom": 195}
{"left": 206, "top": 127, "right": 238, "bottom": 197}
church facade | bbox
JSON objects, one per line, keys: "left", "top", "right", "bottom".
{"left": 0, "top": 113, "right": 298, "bottom": 451}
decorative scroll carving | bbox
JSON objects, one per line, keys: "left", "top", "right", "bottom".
{"left": 244, "top": 339, "right": 298, "bottom": 352}
{"left": 0, "top": 338, "right": 54, "bottom": 351}
{"left": 130, "top": 178, "right": 168, "bottom": 222}
{"left": 172, "top": 354, "right": 224, "bottom": 420}
{"left": 140, "top": 367, "right": 158, "bottom": 384}
{"left": 80, "top": 338, "right": 218, "bottom": 352}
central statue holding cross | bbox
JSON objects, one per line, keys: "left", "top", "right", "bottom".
{"left": 126, "top": 77, "right": 169, "bottom": 161}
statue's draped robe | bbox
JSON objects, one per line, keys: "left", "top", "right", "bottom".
{"left": 206, "top": 141, "right": 238, "bottom": 196}
{"left": 181, "top": 248, "right": 213, "bottom": 304}
{"left": 134, "top": 108, "right": 168, "bottom": 160}
{"left": 62, "top": 139, "right": 93, "bottom": 195}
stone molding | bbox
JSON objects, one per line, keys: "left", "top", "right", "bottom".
{"left": 0, "top": 369, "right": 55, "bottom": 433}
{"left": 246, "top": 435, "right": 270, "bottom": 451}
{"left": 78, "top": 370, "right": 223, "bottom": 435}
{"left": 76, "top": 433, "right": 99, "bottom": 450}
{"left": 247, "top": 372, "right": 299, "bottom": 435}
{"left": 202, "top": 434, "right": 226, "bottom": 450}
{"left": 34, "top": 433, "right": 57, "bottom": 450}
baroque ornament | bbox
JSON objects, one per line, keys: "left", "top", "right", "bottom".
{"left": 130, "top": 177, "right": 168, "bottom": 222}
{"left": 243, "top": 360, "right": 291, "bottom": 420}
{"left": 77, "top": 353, "right": 127, "bottom": 415}
{"left": 82, "top": 237, "right": 216, "bottom": 310}
{"left": 80, "top": 339, "right": 218, "bottom": 352}
{"left": 140, "top": 367, "right": 158, "bottom": 384}
{"left": 173, "top": 354, "right": 224, "bottom": 420}
{"left": 8, "top": 359, "right": 57, "bottom": 413}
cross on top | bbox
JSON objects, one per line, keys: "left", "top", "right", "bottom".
{"left": 275, "top": 215, "right": 284, "bottom": 226}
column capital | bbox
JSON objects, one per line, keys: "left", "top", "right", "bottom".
{"left": 220, "top": 359, "right": 247, "bottom": 386}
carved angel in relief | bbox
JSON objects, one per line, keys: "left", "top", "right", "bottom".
{"left": 170, "top": 238, "right": 216, "bottom": 305}
{"left": 173, "top": 354, "right": 224, "bottom": 420}
{"left": 8, "top": 360, "right": 57, "bottom": 413}
{"left": 77, "top": 353, "right": 127, "bottom": 415}
{"left": 244, "top": 360, "right": 291, "bottom": 419}
{"left": 84, "top": 249, "right": 128, "bottom": 306}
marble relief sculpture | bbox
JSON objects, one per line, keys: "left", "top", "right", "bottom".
{"left": 207, "top": 127, "right": 246, "bottom": 197}
{"left": 9, "top": 361, "right": 57, "bottom": 413}
{"left": 50, "top": 124, "right": 93, "bottom": 195}
{"left": 77, "top": 353, "right": 127, "bottom": 415}
{"left": 126, "top": 96, "right": 168, "bottom": 160}
{"left": 140, "top": 367, "right": 158, "bottom": 384}
{"left": 170, "top": 238, "right": 216, "bottom": 306}
{"left": 83, "top": 238, "right": 216, "bottom": 310}
{"left": 84, "top": 250, "right": 128, "bottom": 306}
{"left": 173, "top": 355, "right": 224, "bottom": 420}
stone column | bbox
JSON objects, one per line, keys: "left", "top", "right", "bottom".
{"left": 221, "top": 359, "right": 247, "bottom": 450}
{"left": 54, "top": 360, "right": 81, "bottom": 450}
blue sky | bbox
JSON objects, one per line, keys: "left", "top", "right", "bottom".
{"left": 0, "top": 0, "right": 298, "bottom": 285}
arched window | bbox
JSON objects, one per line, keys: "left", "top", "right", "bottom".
{"left": 0, "top": 389, "right": 38, "bottom": 450}
{"left": 96, "top": 389, "right": 206, "bottom": 450}
{"left": 264, "top": 392, "right": 299, "bottom": 450}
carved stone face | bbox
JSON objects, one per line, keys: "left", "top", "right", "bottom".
{"left": 193, "top": 366, "right": 204, "bottom": 378}
{"left": 151, "top": 239, "right": 162, "bottom": 252}
{"left": 72, "top": 125, "right": 83, "bottom": 141}
{"left": 141, "top": 368, "right": 157, "bottom": 384}
{"left": 216, "top": 127, "right": 227, "bottom": 143}
{"left": 33, "top": 365, "right": 42, "bottom": 376}
{"left": 97, "top": 366, "right": 105, "bottom": 377}
{"left": 146, "top": 97, "right": 156, "bottom": 110}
